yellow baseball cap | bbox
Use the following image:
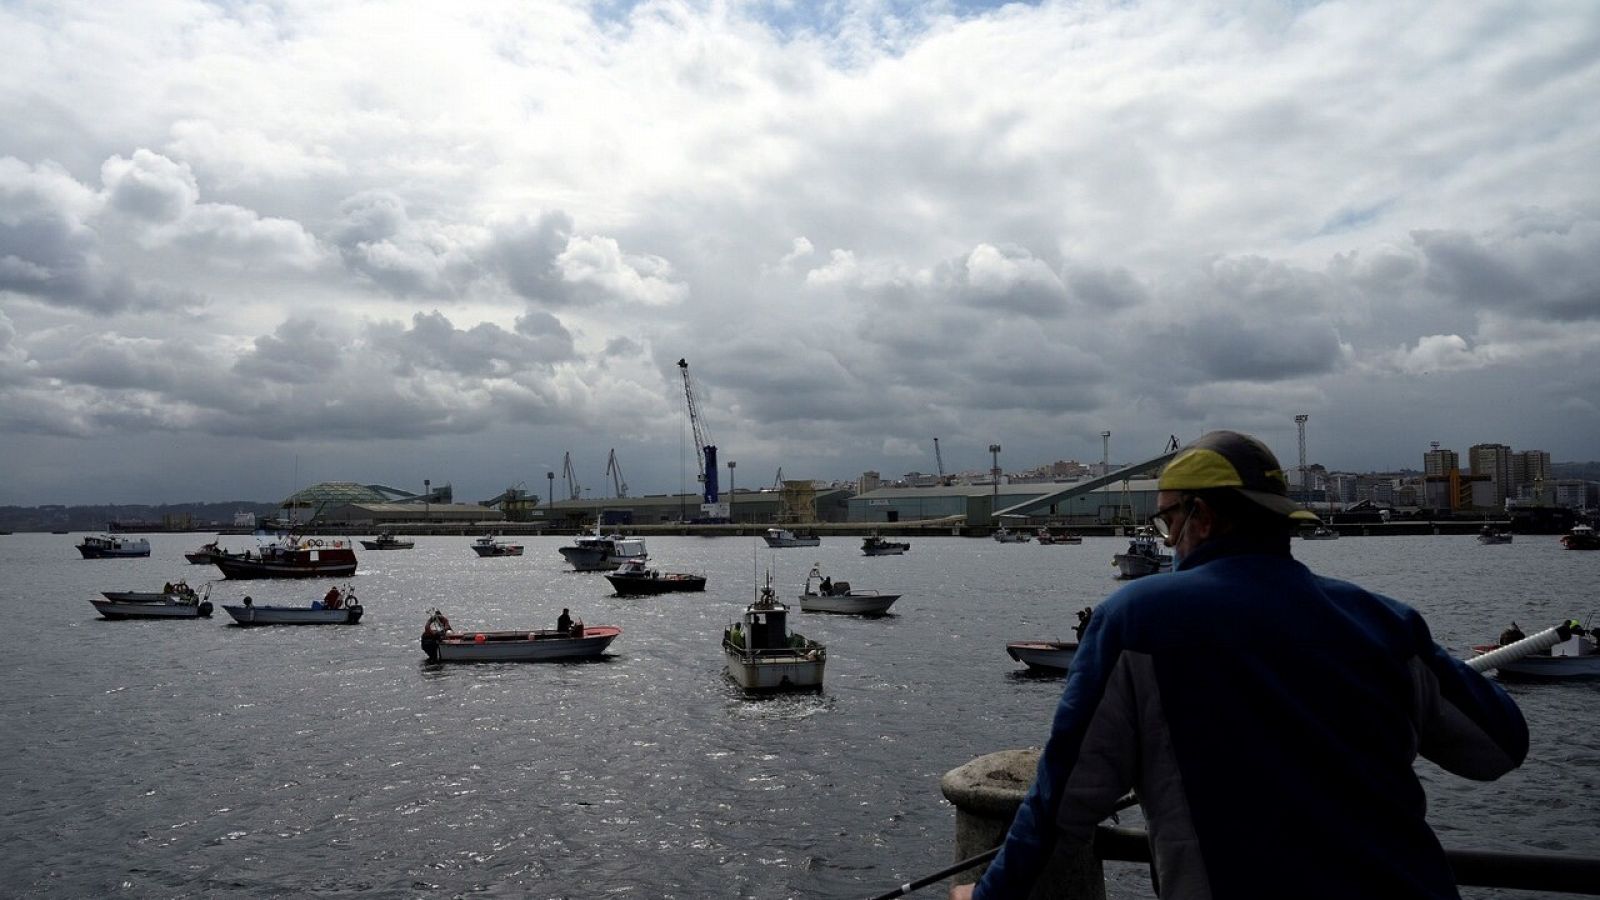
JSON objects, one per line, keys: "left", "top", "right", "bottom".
{"left": 1159, "top": 431, "right": 1321, "bottom": 522}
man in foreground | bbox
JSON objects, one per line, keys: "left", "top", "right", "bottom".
{"left": 955, "top": 430, "right": 1527, "bottom": 899}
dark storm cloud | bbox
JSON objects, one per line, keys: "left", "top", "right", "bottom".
{"left": 489, "top": 211, "right": 575, "bottom": 305}
{"left": 1414, "top": 217, "right": 1600, "bottom": 321}
{"left": 370, "top": 310, "right": 574, "bottom": 377}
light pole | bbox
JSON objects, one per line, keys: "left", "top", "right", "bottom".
{"left": 424, "top": 479, "right": 430, "bottom": 526}
{"left": 727, "top": 460, "right": 736, "bottom": 523}
{"left": 546, "top": 472, "right": 555, "bottom": 508}
{"left": 989, "top": 444, "right": 1002, "bottom": 524}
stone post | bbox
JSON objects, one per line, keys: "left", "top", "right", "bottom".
{"left": 940, "top": 749, "right": 1105, "bottom": 900}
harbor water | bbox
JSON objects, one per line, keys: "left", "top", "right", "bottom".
{"left": 3, "top": 532, "right": 1596, "bottom": 898}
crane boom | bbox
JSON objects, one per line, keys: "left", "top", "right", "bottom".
{"left": 934, "top": 437, "right": 946, "bottom": 477}
{"left": 605, "top": 449, "right": 628, "bottom": 499}
{"left": 561, "top": 451, "right": 580, "bottom": 501}
{"left": 676, "top": 358, "right": 719, "bottom": 506}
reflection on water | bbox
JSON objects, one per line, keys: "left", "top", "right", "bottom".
{"left": 1, "top": 532, "right": 1596, "bottom": 897}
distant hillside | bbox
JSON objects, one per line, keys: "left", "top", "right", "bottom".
{"left": 1552, "top": 461, "right": 1600, "bottom": 481}
{"left": 0, "top": 502, "right": 279, "bottom": 533}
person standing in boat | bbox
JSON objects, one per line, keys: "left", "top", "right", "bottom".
{"left": 557, "top": 608, "right": 572, "bottom": 634}
{"left": 955, "top": 430, "right": 1528, "bottom": 900}
{"left": 323, "top": 586, "right": 342, "bottom": 609}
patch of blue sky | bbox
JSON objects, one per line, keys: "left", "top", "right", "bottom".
{"left": 1317, "top": 201, "right": 1392, "bottom": 237}
{"left": 587, "top": 0, "right": 1043, "bottom": 42}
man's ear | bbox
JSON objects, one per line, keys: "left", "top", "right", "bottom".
{"left": 1189, "top": 496, "right": 1217, "bottom": 539}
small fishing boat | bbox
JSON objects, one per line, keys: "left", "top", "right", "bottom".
{"left": 1561, "top": 524, "right": 1600, "bottom": 550}
{"left": 77, "top": 534, "right": 151, "bottom": 559}
{"left": 1006, "top": 640, "right": 1078, "bottom": 674}
{"left": 604, "top": 557, "right": 707, "bottom": 595}
{"left": 763, "top": 527, "right": 821, "bottom": 548}
{"left": 992, "top": 526, "right": 1032, "bottom": 543}
{"left": 1300, "top": 525, "right": 1340, "bottom": 540}
{"left": 1034, "top": 530, "right": 1082, "bottom": 545}
{"left": 861, "top": 534, "right": 909, "bottom": 556}
{"left": 360, "top": 531, "right": 414, "bottom": 550}
{"left": 419, "top": 609, "right": 620, "bottom": 662}
{"left": 1472, "top": 622, "right": 1600, "bottom": 680}
{"left": 471, "top": 534, "right": 524, "bottom": 557}
{"left": 723, "top": 574, "right": 826, "bottom": 692}
{"left": 1113, "top": 528, "right": 1171, "bottom": 579}
{"left": 558, "top": 528, "right": 648, "bottom": 571}
{"left": 184, "top": 540, "right": 236, "bottom": 564}
{"left": 212, "top": 534, "right": 358, "bottom": 579}
{"left": 1007, "top": 607, "right": 1093, "bottom": 674}
{"left": 92, "top": 582, "right": 212, "bottom": 619}
{"left": 1477, "top": 525, "right": 1514, "bottom": 545}
{"left": 797, "top": 564, "right": 900, "bottom": 615}
{"left": 222, "top": 586, "right": 363, "bottom": 625}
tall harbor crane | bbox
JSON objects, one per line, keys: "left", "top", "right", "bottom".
{"left": 562, "top": 451, "right": 581, "bottom": 501}
{"left": 676, "top": 358, "right": 722, "bottom": 519}
{"left": 605, "top": 449, "right": 628, "bottom": 499}
{"left": 933, "top": 437, "right": 946, "bottom": 480}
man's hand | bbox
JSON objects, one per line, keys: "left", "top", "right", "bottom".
{"left": 949, "top": 884, "right": 975, "bottom": 900}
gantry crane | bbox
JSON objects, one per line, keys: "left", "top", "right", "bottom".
{"left": 605, "top": 449, "right": 628, "bottom": 499}
{"left": 676, "top": 358, "right": 721, "bottom": 516}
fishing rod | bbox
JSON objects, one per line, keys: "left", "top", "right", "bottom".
{"left": 871, "top": 625, "right": 1579, "bottom": 900}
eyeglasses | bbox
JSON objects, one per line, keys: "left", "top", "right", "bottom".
{"left": 1147, "top": 499, "right": 1189, "bottom": 538}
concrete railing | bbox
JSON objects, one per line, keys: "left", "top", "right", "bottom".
{"left": 939, "top": 749, "right": 1600, "bottom": 898}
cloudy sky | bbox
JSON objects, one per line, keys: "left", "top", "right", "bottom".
{"left": 2, "top": 0, "right": 1597, "bottom": 506}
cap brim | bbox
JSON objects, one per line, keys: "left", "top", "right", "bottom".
{"left": 1237, "top": 488, "right": 1321, "bottom": 523}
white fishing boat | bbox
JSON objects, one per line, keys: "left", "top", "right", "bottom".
{"left": 797, "top": 564, "right": 900, "bottom": 616}
{"left": 1034, "top": 530, "right": 1083, "bottom": 545}
{"left": 92, "top": 582, "right": 212, "bottom": 619}
{"left": 992, "top": 526, "right": 1032, "bottom": 543}
{"left": 1006, "top": 640, "right": 1078, "bottom": 674}
{"left": 471, "top": 534, "right": 524, "bottom": 557}
{"left": 1113, "top": 528, "right": 1171, "bottom": 579}
{"left": 1472, "top": 622, "right": 1600, "bottom": 680}
{"left": 419, "top": 610, "right": 620, "bottom": 662}
{"left": 1300, "top": 525, "right": 1340, "bottom": 540}
{"left": 763, "top": 527, "right": 821, "bottom": 548}
{"left": 558, "top": 528, "right": 648, "bottom": 571}
{"left": 1561, "top": 524, "right": 1600, "bottom": 550}
{"left": 222, "top": 587, "right": 363, "bottom": 626}
{"left": 77, "top": 534, "right": 151, "bottom": 559}
{"left": 861, "top": 533, "right": 909, "bottom": 556}
{"left": 723, "top": 575, "right": 826, "bottom": 692}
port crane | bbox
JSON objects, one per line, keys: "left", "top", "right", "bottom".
{"left": 676, "top": 358, "right": 723, "bottom": 520}
{"left": 561, "top": 451, "right": 581, "bottom": 501}
{"left": 605, "top": 449, "right": 628, "bottom": 499}
{"left": 933, "top": 437, "right": 946, "bottom": 482}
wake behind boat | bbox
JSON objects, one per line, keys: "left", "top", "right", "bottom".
{"left": 797, "top": 564, "right": 900, "bottom": 615}
{"left": 223, "top": 585, "right": 363, "bottom": 626}
{"left": 92, "top": 581, "right": 212, "bottom": 619}
{"left": 419, "top": 610, "right": 619, "bottom": 662}
{"left": 604, "top": 557, "right": 706, "bottom": 595}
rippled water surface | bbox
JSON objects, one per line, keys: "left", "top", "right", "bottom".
{"left": 3, "top": 532, "right": 1597, "bottom": 898}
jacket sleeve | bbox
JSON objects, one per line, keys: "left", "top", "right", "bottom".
{"left": 1407, "top": 612, "right": 1528, "bottom": 780}
{"left": 974, "top": 609, "right": 1136, "bottom": 898}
